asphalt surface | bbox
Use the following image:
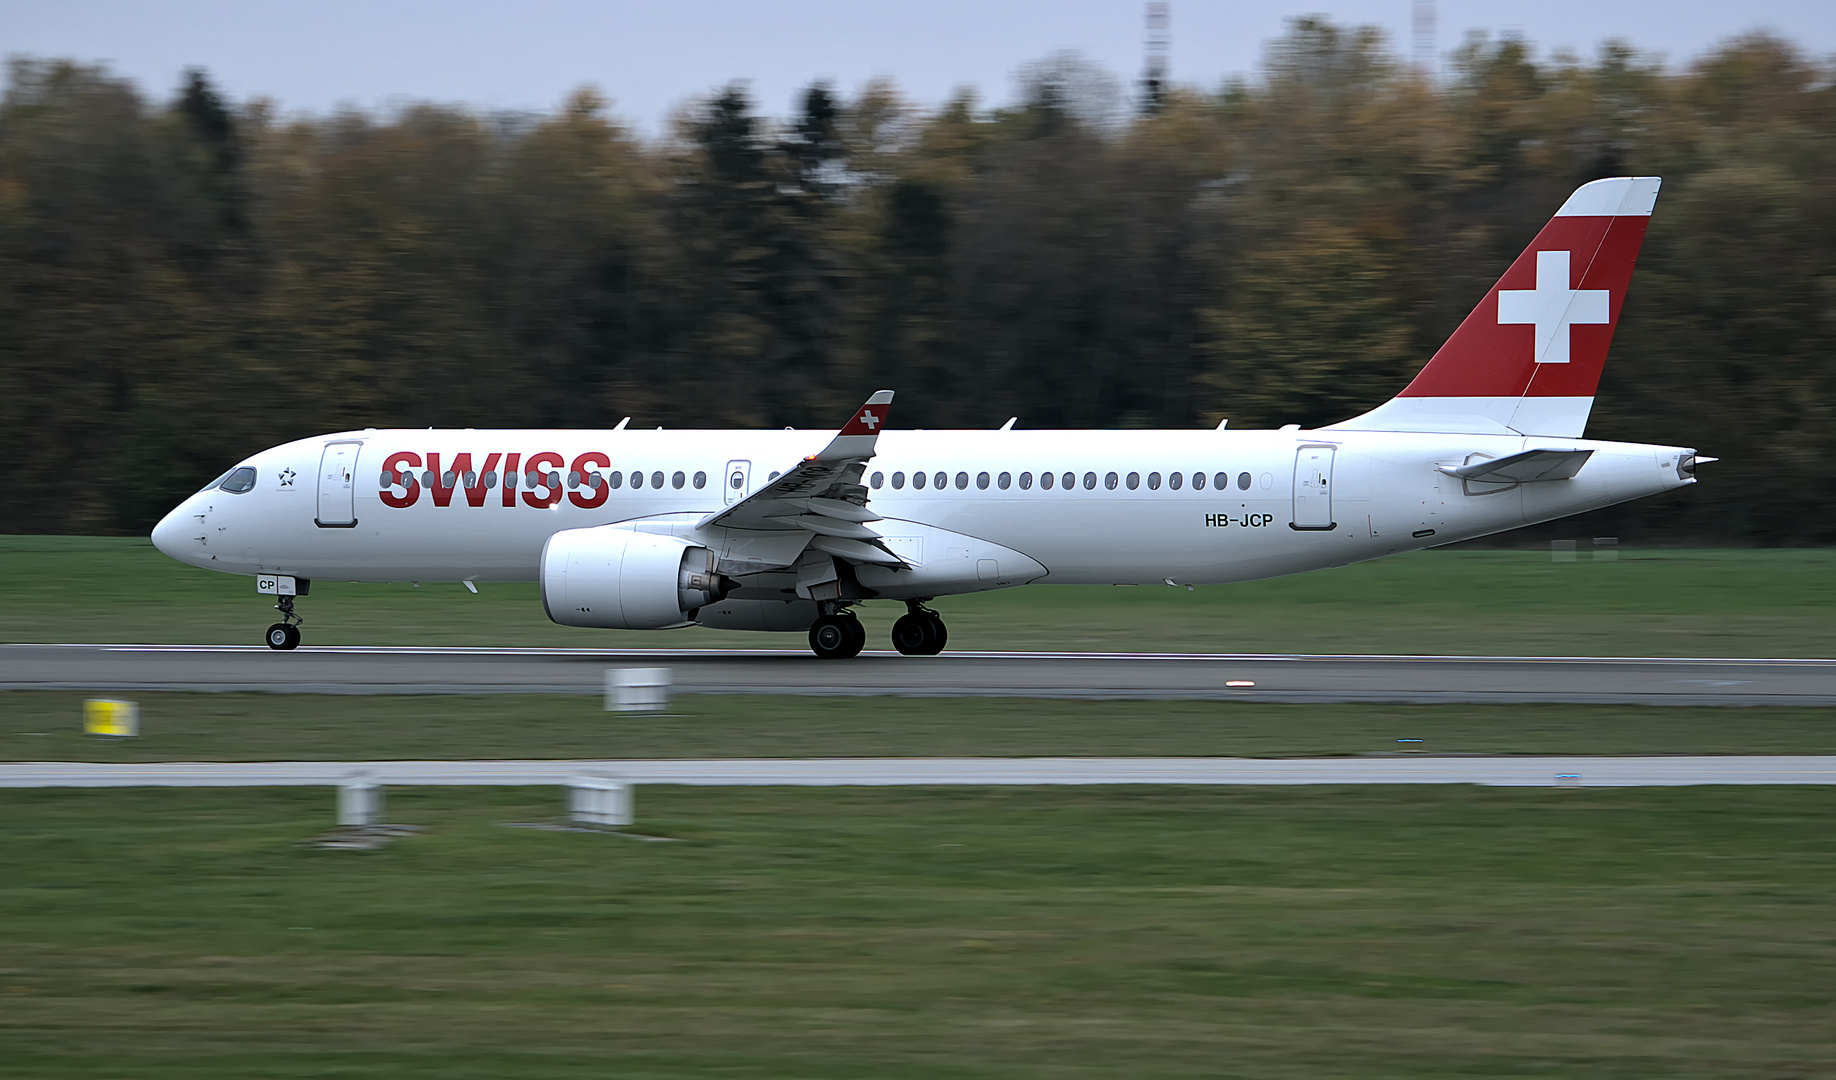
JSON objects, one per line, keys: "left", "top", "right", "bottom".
{"left": 3, "top": 756, "right": 1834, "bottom": 788}
{"left": 5, "top": 644, "right": 1836, "bottom": 705}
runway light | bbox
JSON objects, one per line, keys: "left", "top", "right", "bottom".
{"left": 1225, "top": 680, "right": 1255, "bottom": 687}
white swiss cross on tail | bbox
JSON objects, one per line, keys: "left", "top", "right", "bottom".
{"left": 1497, "top": 250, "right": 1610, "bottom": 364}
{"left": 859, "top": 409, "right": 881, "bottom": 430}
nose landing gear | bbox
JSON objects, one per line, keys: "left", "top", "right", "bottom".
{"left": 265, "top": 595, "right": 302, "bottom": 650}
{"left": 891, "top": 601, "right": 947, "bottom": 656}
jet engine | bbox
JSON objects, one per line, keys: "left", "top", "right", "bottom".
{"left": 540, "top": 526, "right": 731, "bottom": 629}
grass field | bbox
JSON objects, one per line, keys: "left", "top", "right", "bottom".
{"left": 3, "top": 785, "right": 1834, "bottom": 1078}
{"left": 7, "top": 537, "right": 1835, "bottom": 1076}
{"left": 7, "top": 691, "right": 1836, "bottom": 761}
{"left": 6, "top": 536, "right": 1836, "bottom": 656}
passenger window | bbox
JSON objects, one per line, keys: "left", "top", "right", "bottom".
{"left": 1083, "top": 472, "right": 1097, "bottom": 490}
{"left": 694, "top": 471, "right": 707, "bottom": 489}
{"left": 1104, "top": 472, "right": 1118, "bottom": 490}
{"left": 219, "top": 466, "right": 257, "bottom": 493}
{"left": 588, "top": 472, "right": 603, "bottom": 489}
{"left": 913, "top": 471, "right": 927, "bottom": 490}
{"left": 505, "top": 470, "right": 519, "bottom": 489}
{"left": 871, "top": 471, "right": 884, "bottom": 489}
{"left": 1214, "top": 472, "right": 1228, "bottom": 491}
{"left": 608, "top": 471, "right": 622, "bottom": 489}
{"left": 549, "top": 471, "right": 562, "bottom": 488}
{"left": 975, "top": 471, "right": 989, "bottom": 490}
{"left": 769, "top": 471, "right": 781, "bottom": 481}
{"left": 1238, "top": 471, "right": 1252, "bottom": 490}
{"left": 998, "top": 471, "right": 1011, "bottom": 490}
{"left": 462, "top": 470, "right": 476, "bottom": 488}
{"left": 651, "top": 471, "right": 665, "bottom": 489}
{"left": 1019, "top": 471, "right": 1032, "bottom": 490}
{"left": 1169, "top": 472, "right": 1182, "bottom": 490}
{"left": 672, "top": 471, "right": 685, "bottom": 489}
{"left": 629, "top": 471, "right": 643, "bottom": 489}
{"left": 1126, "top": 472, "right": 1140, "bottom": 490}
{"left": 441, "top": 471, "right": 456, "bottom": 488}
{"left": 1062, "top": 472, "right": 1075, "bottom": 490}
{"left": 1192, "top": 472, "right": 1206, "bottom": 490}
{"left": 566, "top": 471, "right": 580, "bottom": 489}
{"left": 1040, "top": 471, "right": 1054, "bottom": 490}
{"left": 425, "top": 470, "right": 439, "bottom": 488}
{"left": 955, "top": 472, "right": 969, "bottom": 490}
{"left": 1147, "top": 471, "right": 1161, "bottom": 490}
{"left": 483, "top": 470, "right": 497, "bottom": 489}
{"left": 892, "top": 471, "right": 906, "bottom": 490}
{"left": 934, "top": 472, "right": 947, "bottom": 490}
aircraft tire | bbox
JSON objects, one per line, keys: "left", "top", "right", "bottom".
{"left": 265, "top": 623, "right": 300, "bottom": 651}
{"left": 925, "top": 613, "right": 947, "bottom": 654}
{"left": 809, "top": 613, "right": 864, "bottom": 659}
{"left": 891, "top": 613, "right": 932, "bottom": 655}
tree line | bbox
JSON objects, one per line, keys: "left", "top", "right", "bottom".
{"left": 2, "top": 21, "right": 1832, "bottom": 541}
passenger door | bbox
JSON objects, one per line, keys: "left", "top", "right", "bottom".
{"left": 316, "top": 441, "right": 361, "bottom": 527}
{"left": 1291, "top": 445, "right": 1336, "bottom": 531}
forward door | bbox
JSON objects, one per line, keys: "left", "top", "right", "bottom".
{"left": 316, "top": 441, "right": 361, "bottom": 527}
{"left": 1291, "top": 446, "right": 1336, "bottom": 531}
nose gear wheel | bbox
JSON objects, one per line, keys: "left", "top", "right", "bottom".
{"left": 265, "top": 595, "right": 303, "bottom": 650}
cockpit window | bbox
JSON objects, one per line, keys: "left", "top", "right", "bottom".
{"left": 218, "top": 466, "right": 258, "bottom": 494}
{"left": 199, "top": 467, "right": 237, "bottom": 493}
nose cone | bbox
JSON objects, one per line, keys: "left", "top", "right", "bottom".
{"left": 151, "top": 503, "right": 187, "bottom": 560}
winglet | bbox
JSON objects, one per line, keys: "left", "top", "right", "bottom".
{"left": 813, "top": 390, "right": 894, "bottom": 462}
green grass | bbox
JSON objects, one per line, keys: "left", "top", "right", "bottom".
{"left": 6, "top": 536, "right": 1836, "bottom": 655}
{"left": 3, "top": 785, "right": 1834, "bottom": 1077}
{"left": 7, "top": 691, "right": 1836, "bottom": 762}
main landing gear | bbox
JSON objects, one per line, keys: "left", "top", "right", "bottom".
{"left": 809, "top": 608, "right": 867, "bottom": 660}
{"left": 891, "top": 601, "right": 947, "bottom": 656}
{"left": 265, "top": 594, "right": 302, "bottom": 651}
{"left": 806, "top": 601, "right": 950, "bottom": 659}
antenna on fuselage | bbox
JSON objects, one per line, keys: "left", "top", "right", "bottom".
{"left": 613, "top": 417, "right": 630, "bottom": 430}
{"left": 1000, "top": 417, "right": 1017, "bottom": 431}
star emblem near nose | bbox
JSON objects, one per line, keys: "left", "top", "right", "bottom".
{"left": 279, "top": 468, "right": 296, "bottom": 487}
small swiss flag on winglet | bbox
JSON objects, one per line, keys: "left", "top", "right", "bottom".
{"left": 836, "top": 391, "right": 895, "bottom": 437}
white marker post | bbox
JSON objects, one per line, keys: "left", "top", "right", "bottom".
{"left": 338, "top": 771, "right": 383, "bottom": 828}
{"left": 569, "top": 775, "right": 633, "bottom": 828}
{"left": 606, "top": 668, "right": 671, "bottom": 713}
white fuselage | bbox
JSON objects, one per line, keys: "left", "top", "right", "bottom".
{"left": 153, "top": 426, "right": 1697, "bottom": 599}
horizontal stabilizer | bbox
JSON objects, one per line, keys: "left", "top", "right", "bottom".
{"left": 1438, "top": 448, "right": 1594, "bottom": 483}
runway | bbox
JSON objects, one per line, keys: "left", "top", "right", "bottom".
{"left": 3, "top": 756, "right": 1834, "bottom": 788}
{"left": 5, "top": 643, "right": 1836, "bottom": 705}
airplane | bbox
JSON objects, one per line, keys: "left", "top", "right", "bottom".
{"left": 153, "top": 176, "right": 1708, "bottom": 659}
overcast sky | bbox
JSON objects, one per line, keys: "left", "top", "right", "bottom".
{"left": 6, "top": 1, "right": 1832, "bottom": 130}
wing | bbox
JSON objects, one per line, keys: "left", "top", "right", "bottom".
{"left": 698, "top": 390, "right": 905, "bottom": 566}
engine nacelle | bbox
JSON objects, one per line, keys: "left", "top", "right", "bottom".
{"left": 540, "top": 526, "right": 729, "bottom": 629}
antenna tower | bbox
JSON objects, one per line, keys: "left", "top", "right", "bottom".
{"left": 1143, "top": 2, "right": 1170, "bottom": 111}
{"left": 1412, "top": 0, "right": 1438, "bottom": 76}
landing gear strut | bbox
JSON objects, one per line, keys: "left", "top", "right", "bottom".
{"left": 891, "top": 601, "right": 947, "bottom": 656}
{"left": 265, "top": 595, "right": 302, "bottom": 651}
{"left": 808, "top": 608, "right": 866, "bottom": 660}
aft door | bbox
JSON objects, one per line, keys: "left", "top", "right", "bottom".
{"left": 1291, "top": 446, "right": 1336, "bottom": 531}
{"left": 316, "top": 441, "right": 361, "bottom": 527}
{"left": 722, "top": 459, "right": 751, "bottom": 505}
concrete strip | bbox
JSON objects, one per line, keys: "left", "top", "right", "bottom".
{"left": 3, "top": 756, "right": 1835, "bottom": 789}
